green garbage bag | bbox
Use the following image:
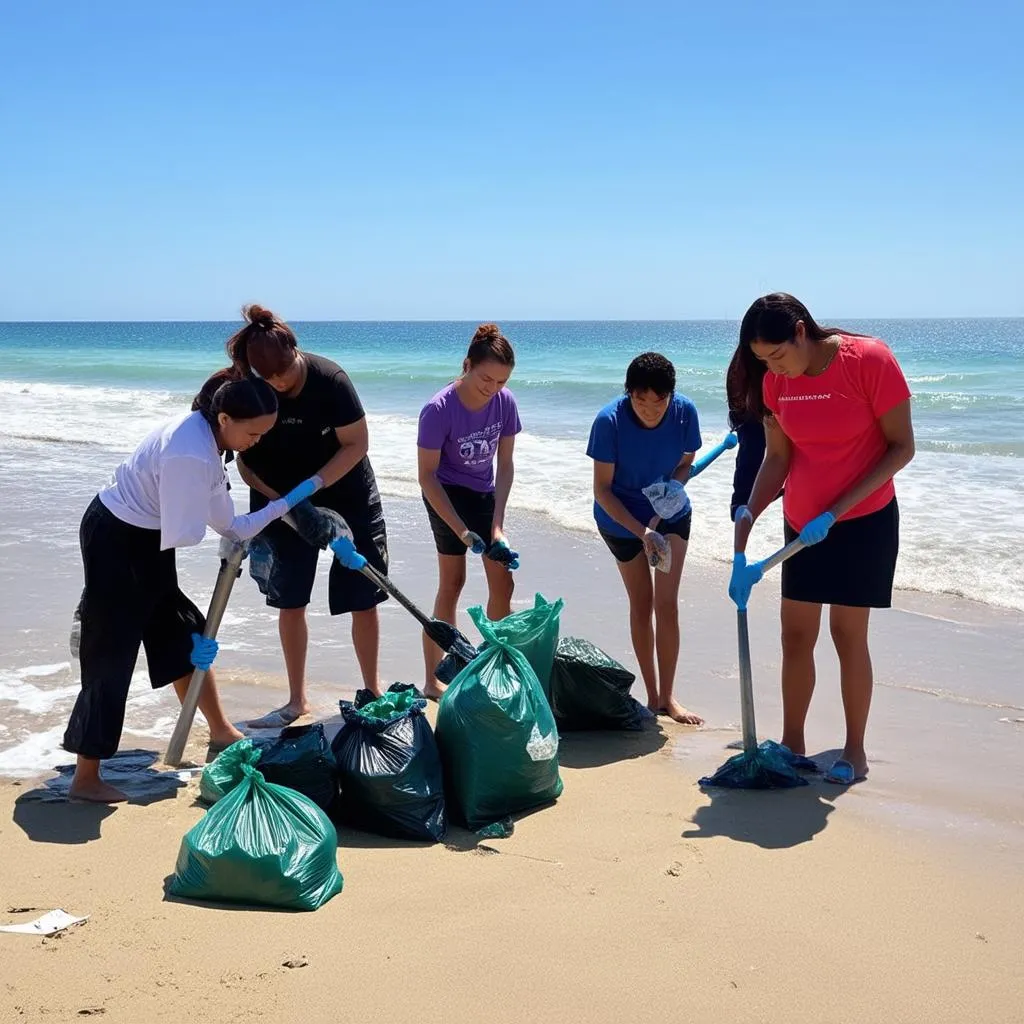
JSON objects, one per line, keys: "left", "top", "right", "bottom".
{"left": 436, "top": 606, "right": 563, "bottom": 831}
{"left": 170, "top": 762, "right": 343, "bottom": 911}
{"left": 199, "top": 737, "right": 260, "bottom": 805}
{"left": 477, "top": 592, "right": 564, "bottom": 696}
{"left": 199, "top": 727, "right": 336, "bottom": 812}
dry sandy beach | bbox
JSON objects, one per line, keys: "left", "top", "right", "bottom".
{"left": 2, "top": 718, "right": 1022, "bottom": 1024}
{"left": 2, "top": 501, "right": 1023, "bottom": 1023}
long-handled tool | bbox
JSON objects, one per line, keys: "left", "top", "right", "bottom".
{"left": 645, "top": 430, "right": 740, "bottom": 572}
{"left": 699, "top": 537, "right": 819, "bottom": 789}
{"left": 282, "top": 508, "right": 479, "bottom": 674}
{"left": 358, "top": 559, "right": 479, "bottom": 665}
{"left": 165, "top": 537, "right": 248, "bottom": 767}
{"left": 688, "top": 430, "right": 738, "bottom": 479}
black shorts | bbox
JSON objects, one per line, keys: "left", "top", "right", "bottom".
{"left": 249, "top": 491, "right": 389, "bottom": 614}
{"left": 423, "top": 483, "right": 496, "bottom": 557}
{"left": 63, "top": 496, "right": 206, "bottom": 760}
{"left": 598, "top": 512, "right": 692, "bottom": 563}
{"left": 782, "top": 499, "right": 899, "bottom": 608}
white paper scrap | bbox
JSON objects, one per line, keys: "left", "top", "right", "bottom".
{"left": 0, "top": 909, "right": 89, "bottom": 935}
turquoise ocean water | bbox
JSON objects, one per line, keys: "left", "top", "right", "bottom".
{"left": 1, "top": 319, "right": 1022, "bottom": 612}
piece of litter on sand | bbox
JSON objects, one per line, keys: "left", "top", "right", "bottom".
{"left": 0, "top": 909, "right": 89, "bottom": 936}
{"left": 282, "top": 957, "right": 308, "bottom": 969}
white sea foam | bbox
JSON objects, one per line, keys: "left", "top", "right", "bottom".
{"left": 2, "top": 380, "right": 1022, "bottom": 616}
{"left": 364, "top": 412, "right": 1024, "bottom": 612}
{"left": 0, "top": 379, "right": 181, "bottom": 452}
{"left": 0, "top": 663, "right": 76, "bottom": 714}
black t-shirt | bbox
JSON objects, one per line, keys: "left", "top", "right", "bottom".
{"left": 240, "top": 352, "right": 378, "bottom": 507}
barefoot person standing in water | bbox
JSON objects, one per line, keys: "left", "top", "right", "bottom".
{"left": 729, "top": 293, "right": 915, "bottom": 785}
{"left": 587, "top": 352, "right": 704, "bottom": 725}
{"left": 63, "top": 369, "right": 322, "bottom": 802}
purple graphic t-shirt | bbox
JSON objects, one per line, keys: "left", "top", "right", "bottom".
{"left": 417, "top": 383, "right": 522, "bottom": 492}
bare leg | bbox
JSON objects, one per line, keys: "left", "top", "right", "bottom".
{"left": 351, "top": 607, "right": 382, "bottom": 696}
{"left": 482, "top": 555, "right": 515, "bottom": 622}
{"left": 68, "top": 756, "right": 127, "bottom": 803}
{"left": 172, "top": 668, "right": 244, "bottom": 749}
{"left": 422, "top": 554, "right": 466, "bottom": 699}
{"left": 829, "top": 604, "right": 873, "bottom": 777}
{"left": 275, "top": 607, "right": 311, "bottom": 717}
{"left": 779, "top": 598, "right": 823, "bottom": 755}
{"left": 613, "top": 552, "right": 657, "bottom": 709}
{"left": 653, "top": 535, "right": 701, "bottom": 724}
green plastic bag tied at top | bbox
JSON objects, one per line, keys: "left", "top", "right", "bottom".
{"left": 475, "top": 592, "right": 564, "bottom": 697}
{"left": 199, "top": 728, "right": 336, "bottom": 812}
{"left": 171, "top": 762, "right": 343, "bottom": 911}
{"left": 199, "top": 737, "right": 260, "bottom": 805}
{"left": 435, "top": 605, "right": 563, "bottom": 832}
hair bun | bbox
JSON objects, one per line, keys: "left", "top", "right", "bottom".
{"left": 473, "top": 323, "right": 501, "bottom": 342}
{"left": 243, "top": 304, "right": 277, "bottom": 329}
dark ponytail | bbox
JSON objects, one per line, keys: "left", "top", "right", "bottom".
{"left": 465, "top": 323, "right": 515, "bottom": 370}
{"left": 192, "top": 367, "right": 278, "bottom": 430}
{"left": 226, "top": 304, "right": 299, "bottom": 379}
{"left": 731, "top": 293, "right": 856, "bottom": 419}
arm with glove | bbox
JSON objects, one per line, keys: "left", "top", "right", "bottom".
{"left": 486, "top": 434, "right": 520, "bottom": 570}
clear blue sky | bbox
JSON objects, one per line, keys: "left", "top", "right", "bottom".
{"left": 1, "top": 1, "right": 1021, "bottom": 319}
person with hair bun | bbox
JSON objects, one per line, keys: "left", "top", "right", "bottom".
{"left": 417, "top": 323, "right": 522, "bottom": 698}
{"left": 63, "top": 368, "right": 321, "bottom": 803}
{"left": 587, "top": 352, "right": 704, "bottom": 725}
{"left": 231, "top": 305, "right": 390, "bottom": 726}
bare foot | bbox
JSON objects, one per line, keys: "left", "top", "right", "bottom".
{"left": 68, "top": 779, "right": 128, "bottom": 804}
{"left": 423, "top": 680, "right": 448, "bottom": 701}
{"left": 209, "top": 725, "right": 246, "bottom": 750}
{"left": 659, "top": 698, "right": 704, "bottom": 726}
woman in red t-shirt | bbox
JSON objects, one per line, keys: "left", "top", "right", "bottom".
{"left": 728, "top": 293, "right": 915, "bottom": 786}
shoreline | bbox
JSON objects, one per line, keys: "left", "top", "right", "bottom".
{"left": 3, "top": 496, "right": 1021, "bottom": 869}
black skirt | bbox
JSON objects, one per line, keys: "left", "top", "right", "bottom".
{"left": 782, "top": 499, "right": 899, "bottom": 608}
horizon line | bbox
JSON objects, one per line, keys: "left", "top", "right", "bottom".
{"left": 2, "top": 315, "right": 1022, "bottom": 325}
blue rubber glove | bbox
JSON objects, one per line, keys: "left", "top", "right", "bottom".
{"left": 799, "top": 511, "right": 836, "bottom": 546}
{"left": 330, "top": 536, "right": 367, "bottom": 571}
{"left": 485, "top": 539, "right": 520, "bottom": 571}
{"left": 728, "top": 553, "right": 764, "bottom": 611}
{"left": 281, "top": 474, "right": 323, "bottom": 511}
{"left": 190, "top": 633, "right": 218, "bottom": 671}
{"left": 460, "top": 530, "right": 487, "bottom": 555}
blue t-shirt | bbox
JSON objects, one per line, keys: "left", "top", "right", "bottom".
{"left": 586, "top": 394, "right": 703, "bottom": 538}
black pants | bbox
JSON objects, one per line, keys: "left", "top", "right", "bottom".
{"left": 63, "top": 497, "right": 205, "bottom": 760}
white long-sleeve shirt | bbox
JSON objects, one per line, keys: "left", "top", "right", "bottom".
{"left": 99, "top": 410, "right": 288, "bottom": 550}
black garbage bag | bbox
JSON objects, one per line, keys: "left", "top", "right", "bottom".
{"left": 548, "top": 637, "right": 653, "bottom": 732}
{"left": 331, "top": 685, "right": 447, "bottom": 842}
{"left": 253, "top": 723, "right": 337, "bottom": 812}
